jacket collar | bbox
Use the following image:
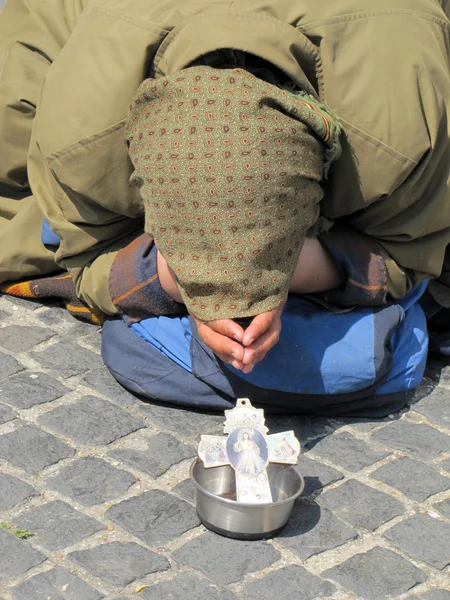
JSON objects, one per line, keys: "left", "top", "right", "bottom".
{"left": 152, "top": 11, "right": 322, "bottom": 98}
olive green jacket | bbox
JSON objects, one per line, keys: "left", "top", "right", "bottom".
{"left": 0, "top": 0, "right": 449, "bottom": 313}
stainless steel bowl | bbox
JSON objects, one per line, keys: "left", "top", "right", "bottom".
{"left": 190, "top": 459, "right": 304, "bottom": 540}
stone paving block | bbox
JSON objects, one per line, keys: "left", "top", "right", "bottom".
{"left": 69, "top": 541, "right": 169, "bottom": 587}
{"left": 0, "top": 403, "right": 16, "bottom": 424}
{"left": 296, "top": 456, "right": 344, "bottom": 496}
{"left": 266, "top": 414, "right": 337, "bottom": 445}
{"left": 0, "top": 325, "right": 54, "bottom": 353}
{"left": 0, "top": 371, "right": 69, "bottom": 409}
{"left": 279, "top": 499, "right": 358, "bottom": 559}
{"left": 140, "top": 575, "right": 237, "bottom": 600}
{"left": 107, "top": 490, "right": 199, "bottom": 545}
{"left": 384, "top": 513, "right": 450, "bottom": 569}
{"left": 342, "top": 419, "right": 390, "bottom": 433}
{"left": 0, "top": 351, "right": 24, "bottom": 379}
{"left": 0, "top": 474, "right": 38, "bottom": 510}
{"left": 15, "top": 501, "right": 105, "bottom": 551}
{"left": 45, "top": 457, "right": 136, "bottom": 506}
{"left": 409, "top": 591, "right": 450, "bottom": 600}
{"left": 30, "top": 340, "right": 103, "bottom": 378}
{"left": 243, "top": 565, "right": 336, "bottom": 600}
{"left": 67, "top": 320, "right": 98, "bottom": 339}
{"left": 371, "top": 457, "right": 450, "bottom": 502}
{"left": 78, "top": 330, "right": 102, "bottom": 351}
{"left": 138, "top": 402, "right": 223, "bottom": 438}
{"left": 39, "top": 395, "right": 145, "bottom": 445}
{"left": 0, "top": 529, "right": 46, "bottom": 582}
{"left": 413, "top": 387, "right": 450, "bottom": 428}
{"left": 173, "top": 532, "right": 280, "bottom": 586}
{"left": 5, "top": 296, "right": 42, "bottom": 310}
{"left": 435, "top": 498, "right": 450, "bottom": 519}
{"left": 318, "top": 479, "right": 404, "bottom": 531}
{"left": 0, "top": 425, "right": 75, "bottom": 473}
{"left": 37, "top": 307, "right": 68, "bottom": 326}
{"left": 323, "top": 546, "right": 426, "bottom": 600}
{"left": 441, "top": 459, "right": 450, "bottom": 473}
{"left": 83, "top": 368, "right": 139, "bottom": 408}
{"left": 307, "top": 432, "right": 389, "bottom": 472}
{"left": 371, "top": 420, "right": 450, "bottom": 461}
{"left": 11, "top": 566, "right": 103, "bottom": 600}
{"left": 172, "top": 478, "right": 195, "bottom": 503}
{"left": 110, "top": 433, "right": 195, "bottom": 478}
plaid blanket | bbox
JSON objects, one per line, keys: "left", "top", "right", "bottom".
{"left": 1, "top": 227, "right": 388, "bottom": 325}
{"left": 0, "top": 273, "right": 104, "bottom": 325}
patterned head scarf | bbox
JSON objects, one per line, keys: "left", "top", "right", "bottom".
{"left": 125, "top": 66, "right": 341, "bottom": 321}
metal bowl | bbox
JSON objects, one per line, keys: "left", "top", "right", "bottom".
{"left": 190, "top": 459, "right": 304, "bottom": 540}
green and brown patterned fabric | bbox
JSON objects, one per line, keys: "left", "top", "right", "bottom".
{"left": 125, "top": 66, "right": 341, "bottom": 321}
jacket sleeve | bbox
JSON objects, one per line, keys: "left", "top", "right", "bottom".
{"left": 343, "top": 16, "right": 450, "bottom": 298}
{"left": 314, "top": 9, "right": 450, "bottom": 301}
{"left": 348, "top": 20, "right": 450, "bottom": 298}
{"left": 27, "top": 1, "right": 167, "bottom": 314}
{"left": 0, "top": 0, "right": 87, "bottom": 193}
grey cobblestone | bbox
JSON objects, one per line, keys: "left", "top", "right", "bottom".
{"left": 0, "top": 425, "right": 75, "bottom": 473}
{"left": 0, "top": 474, "right": 37, "bottom": 510}
{"left": 30, "top": 340, "right": 103, "bottom": 378}
{"left": 371, "top": 420, "right": 450, "bottom": 460}
{"left": 307, "top": 432, "right": 390, "bottom": 472}
{"left": 107, "top": 490, "right": 200, "bottom": 545}
{"left": 410, "top": 592, "right": 450, "bottom": 600}
{"left": 323, "top": 546, "right": 426, "bottom": 600}
{"left": 0, "top": 371, "right": 69, "bottom": 409}
{"left": 384, "top": 513, "right": 450, "bottom": 569}
{"left": 173, "top": 533, "right": 280, "bottom": 585}
{"left": 295, "top": 455, "right": 344, "bottom": 496}
{"left": 371, "top": 456, "right": 450, "bottom": 501}
{"left": 137, "top": 402, "right": 223, "bottom": 438}
{"left": 0, "top": 403, "right": 17, "bottom": 424}
{"left": 318, "top": 479, "right": 404, "bottom": 530}
{"left": 412, "top": 386, "right": 450, "bottom": 427}
{"left": 243, "top": 565, "right": 336, "bottom": 600}
{"left": 140, "top": 575, "right": 237, "bottom": 600}
{"left": 0, "top": 325, "right": 54, "bottom": 353}
{"left": 279, "top": 499, "right": 358, "bottom": 559}
{"left": 0, "top": 529, "right": 46, "bottom": 582}
{"left": 4, "top": 296, "right": 42, "bottom": 310}
{"left": 45, "top": 457, "right": 137, "bottom": 506}
{"left": 1, "top": 296, "right": 450, "bottom": 598}
{"left": 82, "top": 368, "right": 140, "bottom": 408}
{"left": 11, "top": 566, "right": 103, "bottom": 600}
{"left": 172, "top": 478, "right": 196, "bottom": 503}
{"left": 0, "top": 351, "right": 24, "bottom": 379}
{"left": 68, "top": 541, "right": 170, "bottom": 587}
{"left": 39, "top": 395, "right": 145, "bottom": 445}
{"left": 109, "top": 432, "right": 195, "bottom": 478}
{"left": 14, "top": 501, "right": 105, "bottom": 551}
{"left": 435, "top": 498, "right": 450, "bottom": 519}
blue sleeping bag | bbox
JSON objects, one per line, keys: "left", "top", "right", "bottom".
{"left": 102, "top": 282, "right": 429, "bottom": 417}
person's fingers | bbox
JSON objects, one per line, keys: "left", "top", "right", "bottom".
{"left": 242, "top": 325, "right": 281, "bottom": 365}
{"left": 206, "top": 319, "right": 244, "bottom": 343}
{"left": 215, "top": 351, "right": 246, "bottom": 371}
{"left": 242, "top": 309, "right": 282, "bottom": 365}
{"left": 242, "top": 311, "right": 275, "bottom": 347}
{"left": 195, "top": 320, "right": 245, "bottom": 363}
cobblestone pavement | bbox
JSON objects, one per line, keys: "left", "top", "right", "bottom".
{"left": 0, "top": 294, "right": 449, "bottom": 600}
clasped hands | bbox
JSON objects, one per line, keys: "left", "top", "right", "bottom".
{"left": 157, "top": 237, "right": 343, "bottom": 373}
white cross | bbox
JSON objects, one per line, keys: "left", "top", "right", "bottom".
{"left": 198, "top": 398, "right": 300, "bottom": 504}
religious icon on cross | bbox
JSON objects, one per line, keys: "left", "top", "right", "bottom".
{"left": 198, "top": 398, "right": 300, "bottom": 504}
